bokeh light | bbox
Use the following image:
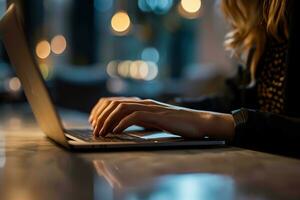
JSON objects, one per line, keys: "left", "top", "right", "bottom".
{"left": 139, "top": 0, "right": 173, "bottom": 14}
{"left": 129, "top": 60, "right": 149, "bottom": 79}
{"left": 51, "top": 35, "right": 67, "bottom": 55}
{"left": 117, "top": 60, "right": 131, "bottom": 77}
{"left": 7, "top": 77, "right": 21, "bottom": 92}
{"left": 106, "top": 61, "right": 119, "bottom": 78}
{"left": 36, "top": 40, "right": 51, "bottom": 59}
{"left": 129, "top": 61, "right": 140, "bottom": 79}
{"left": 138, "top": 61, "right": 149, "bottom": 79}
{"left": 178, "top": 0, "right": 201, "bottom": 19}
{"left": 138, "top": 0, "right": 151, "bottom": 12}
{"left": 145, "top": 61, "right": 158, "bottom": 80}
{"left": 141, "top": 47, "right": 160, "bottom": 63}
{"left": 108, "top": 60, "right": 159, "bottom": 81}
{"left": 111, "top": 11, "right": 131, "bottom": 35}
{"left": 181, "top": 0, "right": 201, "bottom": 13}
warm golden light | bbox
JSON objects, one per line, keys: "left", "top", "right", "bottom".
{"left": 117, "top": 61, "right": 131, "bottom": 77}
{"left": 129, "top": 61, "right": 139, "bottom": 79}
{"left": 107, "top": 59, "right": 159, "bottom": 80}
{"left": 8, "top": 77, "right": 21, "bottom": 92}
{"left": 181, "top": 0, "right": 201, "bottom": 13}
{"left": 139, "top": 62, "right": 149, "bottom": 79}
{"left": 129, "top": 61, "right": 146, "bottom": 80}
{"left": 111, "top": 11, "right": 131, "bottom": 35}
{"left": 129, "top": 60, "right": 157, "bottom": 80}
{"left": 36, "top": 40, "right": 51, "bottom": 59}
{"left": 106, "top": 61, "right": 118, "bottom": 78}
{"left": 51, "top": 35, "right": 67, "bottom": 55}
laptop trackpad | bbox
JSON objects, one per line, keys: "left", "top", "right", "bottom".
{"left": 126, "top": 132, "right": 181, "bottom": 140}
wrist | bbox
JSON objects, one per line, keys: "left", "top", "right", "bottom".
{"left": 206, "top": 113, "right": 235, "bottom": 140}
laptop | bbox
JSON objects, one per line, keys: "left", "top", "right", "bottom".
{"left": 0, "top": 4, "right": 225, "bottom": 150}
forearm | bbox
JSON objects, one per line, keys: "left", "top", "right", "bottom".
{"left": 163, "top": 104, "right": 236, "bottom": 140}
{"left": 194, "top": 111, "right": 235, "bottom": 140}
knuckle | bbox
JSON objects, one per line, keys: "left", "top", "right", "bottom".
{"left": 96, "top": 115, "right": 102, "bottom": 123}
{"left": 99, "top": 98, "right": 106, "bottom": 103}
{"left": 131, "top": 97, "right": 140, "bottom": 100}
{"left": 117, "top": 103, "right": 127, "bottom": 111}
{"left": 111, "top": 101, "right": 118, "bottom": 107}
{"left": 143, "top": 99, "right": 154, "bottom": 104}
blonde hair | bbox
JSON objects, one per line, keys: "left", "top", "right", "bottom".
{"left": 220, "top": 0, "right": 289, "bottom": 83}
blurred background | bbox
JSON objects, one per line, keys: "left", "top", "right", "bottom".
{"left": 0, "top": 0, "right": 237, "bottom": 113}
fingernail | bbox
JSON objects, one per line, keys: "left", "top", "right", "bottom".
{"left": 113, "top": 127, "right": 119, "bottom": 134}
{"left": 99, "top": 128, "right": 105, "bottom": 136}
{"left": 93, "top": 127, "right": 98, "bottom": 136}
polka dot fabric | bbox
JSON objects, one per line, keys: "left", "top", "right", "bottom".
{"left": 257, "top": 40, "right": 288, "bottom": 114}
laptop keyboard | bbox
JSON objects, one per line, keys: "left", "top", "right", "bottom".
{"left": 66, "top": 129, "right": 142, "bottom": 142}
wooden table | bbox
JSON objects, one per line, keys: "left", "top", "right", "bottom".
{"left": 1, "top": 103, "right": 300, "bottom": 200}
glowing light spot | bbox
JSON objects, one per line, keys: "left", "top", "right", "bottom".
{"left": 117, "top": 60, "right": 131, "bottom": 77}
{"left": 8, "top": 77, "right": 21, "bottom": 92}
{"left": 139, "top": 61, "right": 149, "bottom": 79}
{"left": 36, "top": 40, "right": 51, "bottom": 59}
{"left": 181, "top": 0, "right": 201, "bottom": 13}
{"left": 145, "top": 62, "right": 158, "bottom": 80}
{"left": 106, "top": 61, "right": 118, "bottom": 78}
{"left": 143, "top": 0, "right": 173, "bottom": 14}
{"left": 129, "top": 60, "right": 149, "bottom": 79}
{"left": 129, "top": 60, "right": 158, "bottom": 80}
{"left": 129, "top": 61, "right": 140, "bottom": 79}
{"left": 51, "top": 35, "right": 67, "bottom": 55}
{"left": 111, "top": 11, "right": 131, "bottom": 35}
{"left": 141, "top": 47, "right": 160, "bottom": 63}
{"left": 138, "top": 0, "right": 151, "bottom": 12}
{"left": 178, "top": 0, "right": 201, "bottom": 19}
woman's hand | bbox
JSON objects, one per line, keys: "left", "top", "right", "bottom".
{"left": 89, "top": 97, "right": 235, "bottom": 139}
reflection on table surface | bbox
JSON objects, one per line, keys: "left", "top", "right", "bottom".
{"left": 1, "top": 103, "right": 300, "bottom": 200}
{"left": 93, "top": 160, "right": 235, "bottom": 200}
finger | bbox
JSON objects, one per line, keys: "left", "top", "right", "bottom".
{"left": 89, "top": 99, "right": 104, "bottom": 122}
{"left": 94, "top": 102, "right": 137, "bottom": 135}
{"left": 98, "top": 104, "right": 168, "bottom": 136}
{"left": 89, "top": 98, "right": 116, "bottom": 123}
{"left": 112, "top": 111, "right": 161, "bottom": 134}
{"left": 92, "top": 99, "right": 158, "bottom": 132}
{"left": 90, "top": 98, "right": 156, "bottom": 122}
{"left": 92, "top": 103, "right": 122, "bottom": 136}
{"left": 90, "top": 100, "right": 111, "bottom": 125}
{"left": 93, "top": 100, "right": 134, "bottom": 135}
{"left": 90, "top": 97, "right": 125, "bottom": 124}
{"left": 90, "top": 97, "right": 142, "bottom": 122}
